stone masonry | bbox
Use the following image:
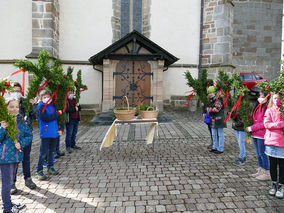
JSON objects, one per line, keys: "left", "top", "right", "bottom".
{"left": 232, "top": 0, "right": 283, "bottom": 80}
{"left": 29, "top": 0, "right": 59, "bottom": 58}
{"left": 202, "top": 0, "right": 235, "bottom": 79}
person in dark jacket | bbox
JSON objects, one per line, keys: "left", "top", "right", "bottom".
{"left": 0, "top": 97, "right": 33, "bottom": 213}
{"left": 36, "top": 90, "right": 62, "bottom": 180}
{"left": 206, "top": 86, "right": 227, "bottom": 154}
{"left": 65, "top": 91, "right": 81, "bottom": 153}
{"left": 232, "top": 115, "right": 246, "bottom": 166}
{"left": 10, "top": 82, "right": 37, "bottom": 193}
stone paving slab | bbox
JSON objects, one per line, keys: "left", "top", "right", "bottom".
{"left": 1, "top": 111, "right": 283, "bottom": 213}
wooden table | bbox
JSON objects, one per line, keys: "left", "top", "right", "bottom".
{"left": 102, "top": 118, "right": 159, "bottom": 161}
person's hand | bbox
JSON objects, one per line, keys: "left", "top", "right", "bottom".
{"left": 15, "top": 142, "right": 21, "bottom": 150}
{"left": 58, "top": 130, "right": 63, "bottom": 136}
{"left": 76, "top": 103, "right": 80, "bottom": 107}
{"left": 75, "top": 106, "right": 79, "bottom": 111}
{"left": 29, "top": 98, "right": 35, "bottom": 105}
{"left": 58, "top": 110, "right": 62, "bottom": 114}
{"left": 0, "top": 121, "right": 8, "bottom": 129}
{"left": 246, "top": 126, "right": 252, "bottom": 132}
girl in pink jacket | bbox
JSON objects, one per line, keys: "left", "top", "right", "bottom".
{"left": 264, "top": 93, "right": 284, "bottom": 199}
{"left": 247, "top": 92, "right": 270, "bottom": 180}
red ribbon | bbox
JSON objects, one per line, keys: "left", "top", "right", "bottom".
{"left": 22, "top": 70, "right": 25, "bottom": 96}
{"left": 9, "top": 68, "right": 26, "bottom": 96}
{"left": 9, "top": 68, "right": 25, "bottom": 77}
{"left": 34, "top": 80, "right": 48, "bottom": 94}
{"left": 224, "top": 96, "right": 242, "bottom": 122}
{"left": 62, "top": 88, "right": 69, "bottom": 113}
{"left": 42, "top": 85, "right": 60, "bottom": 112}
{"left": 180, "top": 90, "right": 195, "bottom": 108}
{"left": 1, "top": 89, "right": 5, "bottom": 97}
{"left": 80, "top": 89, "right": 86, "bottom": 93}
{"left": 223, "top": 88, "right": 230, "bottom": 109}
{"left": 252, "top": 92, "right": 271, "bottom": 120}
{"left": 186, "top": 93, "right": 194, "bottom": 108}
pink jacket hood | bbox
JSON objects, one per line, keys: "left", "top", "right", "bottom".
{"left": 251, "top": 104, "right": 267, "bottom": 138}
{"left": 264, "top": 106, "right": 284, "bottom": 147}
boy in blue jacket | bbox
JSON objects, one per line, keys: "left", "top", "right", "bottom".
{"left": 0, "top": 97, "right": 33, "bottom": 213}
{"left": 36, "top": 90, "right": 62, "bottom": 180}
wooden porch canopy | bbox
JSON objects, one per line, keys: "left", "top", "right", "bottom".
{"left": 89, "top": 30, "right": 178, "bottom": 67}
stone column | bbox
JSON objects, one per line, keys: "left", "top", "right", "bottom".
{"left": 202, "top": 0, "right": 235, "bottom": 78}
{"left": 27, "top": 0, "right": 59, "bottom": 58}
{"left": 102, "top": 59, "right": 118, "bottom": 112}
{"left": 149, "top": 60, "right": 164, "bottom": 111}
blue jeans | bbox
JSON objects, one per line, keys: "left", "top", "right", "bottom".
{"left": 211, "top": 128, "right": 224, "bottom": 152}
{"left": 55, "top": 137, "right": 60, "bottom": 152}
{"left": 14, "top": 142, "right": 32, "bottom": 183}
{"left": 65, "top": 119, "right": 79, "bottom": 148}
{"left": 253, "top": 137, "right": 269, "bottom": 170}
{"left": 36, "top": 138, "right": 57, "bottom": 172}
{"left": 0, "top": 163, "right": 17, "bottom": 211}
{"left": 235, "top": 130, "right": 246, "bottom": 159}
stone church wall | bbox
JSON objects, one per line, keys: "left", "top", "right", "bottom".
{"left": 232, "top": 0, "right": 283, "bottom": 80}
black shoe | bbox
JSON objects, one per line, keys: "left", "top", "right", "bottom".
{"left": 71, "top": 145, "right": 81, "bottom": 150}
{"left": 10, "top": 184, "right": 18, "bottom": 195}
{"left": 25, "top": 178, "right": 36, "bottom": 189}
{"left": 57, "top": 151, "right": 65, "bottom": 156}
{"left": 66, "top": 147, "right": 72, "bottom": 153}
{"left": 12, "top": 202, "right": 26, "bottom": 209}
{"left": 207, "top": 144, "right": 212, "bottom": 150}
{"left": 54, "top": 152, "right": 59, "bottom": 159}
{"left": 209, "top": 149, "right": 217, "bottom": 153}
{"left": 214, "top": 151, "right": 224, "bottom": 154}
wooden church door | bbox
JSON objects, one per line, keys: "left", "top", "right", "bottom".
{"left": 114, "top": 61, "right": 152, "bottom": 107}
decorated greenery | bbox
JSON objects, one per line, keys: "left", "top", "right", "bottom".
{"left": 229, "top": 73, "right": 252, "bottom": 136}
{"left": 184, "top": 69, "right": 212, "bottom": 108}
{"left": 258, "top": 61, "right": 284, "bottom": 133}
{"left": 0, "top": 80, "right": 18, "bottom": 141}
{"left": 74, "top": 70, "right": 88, "bottom": 103}
{"left": 14, "top": 50, "right": 75, "bottom": 126}
{"left": 216, "top": 69, "right": 233, "bottom": 109}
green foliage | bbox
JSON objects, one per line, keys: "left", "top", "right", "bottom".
{"left": 184, "top": 69, "right": 211, "bottom": 107}
{"left": 14, "top": 50, "right": 77, "bottom": 126}
{"left": 139, "top": 104, "right": 155, "bottom": 111}
{"left": 230, "top": 73, "right": 252, "bottom": 135}
{"left": 75, "top": 70, "right": 88, "bottom": 103}
{"left": 0, "top": 80, "right": 18, "bottom": 141}
{"left": 216, "top": 69, "right": 233, "bottom": 109}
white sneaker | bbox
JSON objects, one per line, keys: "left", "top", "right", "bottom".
{"left": 275, "top": 185, "right": 284, "bottom": 199}
{"left": 251, "top": 167, "right": 262, "bottom": 177}
{"left": 255, "top": 169, "right": 270, "bottom": 181}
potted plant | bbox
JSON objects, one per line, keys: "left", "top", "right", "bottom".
{"left": 139, "top": 104, "right": 159, "bottom": 119}
{"left": 114, "top": 96, "right": 136, "bottom": 120}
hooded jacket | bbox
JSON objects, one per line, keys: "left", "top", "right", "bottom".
{"left": 250, "top": 104, "right": 267, "bottom": 139}
{"left": 37, "top": 101, "right": 59, "bottom": 139}
{"left": 0, "top": 115, "right": 33, "bottom": 164}
{"left": 264, "top": 106, "right": 284, "bottom": 147}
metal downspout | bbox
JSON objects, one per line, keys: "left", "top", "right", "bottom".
{"left": 198, "top": 0, "right": 204, "bottom": 79}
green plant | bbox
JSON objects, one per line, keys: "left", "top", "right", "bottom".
{"left": 0, "top": 80, "right": 18, "bottom": 141}
{"left": 184, "top": 69, "right": 212, "bottom": 109}
{"left": 139, "top": 104, "right": 156, "bottom": 111}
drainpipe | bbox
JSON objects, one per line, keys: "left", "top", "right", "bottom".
{"left": 93, "top": 65, "right": 104, "bottom": 107}
{"left": 198, "top": 0, "right": 204, "bottom": 79}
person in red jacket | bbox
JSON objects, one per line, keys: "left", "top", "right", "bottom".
{"left": 264, "top": 92, "right": 284, "bottom": 199}
{"left": 246, "top": 92, "right": 270, "bottom": 180}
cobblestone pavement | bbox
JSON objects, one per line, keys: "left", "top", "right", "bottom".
{"left": 1, "top": 111, "right": 284, "bottom": 212}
